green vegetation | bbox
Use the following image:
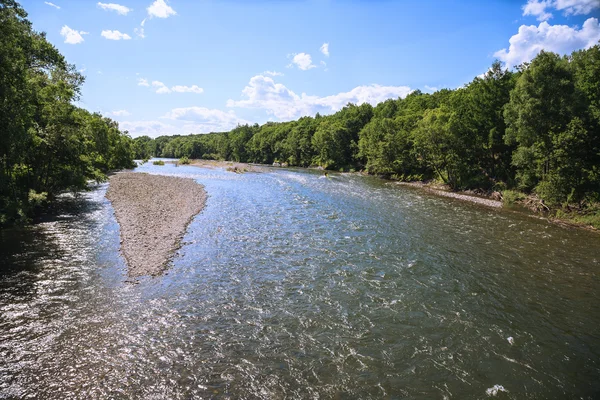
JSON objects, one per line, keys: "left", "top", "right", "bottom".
{"left": 178, "top": 156, "right": 190, "bottom": 165}
{"left": 135, "top": 46, "right": 600, "bottom": 227}
{"left": 502, "top": 190, "right": 526, "bottom": 207}
{"left": 152, "top": 160, "right": 165, "bottom": 166}
{"left": 0, "top": 1, "right": 135, "bottom": 226}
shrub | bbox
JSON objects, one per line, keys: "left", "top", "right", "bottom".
{"left": 502, "top": 190, "right": 526, "bottom": 206}
{"left": 153, "top": 160, "right": 165, "bottom": 166}
{"left": 179, "top": 156, "right": 190, "bottom": 165}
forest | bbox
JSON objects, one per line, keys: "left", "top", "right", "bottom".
{"left": 134, "top": 44, "right": 600, "bottom": 224}
{"left": 0, "top": 0, "right": 136, "bottom": 226}
{"left": 2, "top": 0, "right": 599, "bottom": 227}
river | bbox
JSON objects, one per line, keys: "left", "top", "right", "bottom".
{"left": 1, "top": 162, "right": 599, "bottom": 399}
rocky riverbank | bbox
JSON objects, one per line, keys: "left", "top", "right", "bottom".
{"left": 106, "top": 172, "right": 206, "bottom": 277}
{"left": 395, "top": 181, "right": 503, "bottom": 208}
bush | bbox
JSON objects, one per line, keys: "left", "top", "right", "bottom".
{"left": 179, "top": 156, "right": 190, "bottom": 165}
{"left": 153, "top": 160, "right": 165, "bottom": 166}
{"left": 502, "top": 190, "right": 526, "bottom": 206}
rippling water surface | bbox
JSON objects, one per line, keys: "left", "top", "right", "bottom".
{"left": 1, "top": 162, "right": 599, "bottom": 399}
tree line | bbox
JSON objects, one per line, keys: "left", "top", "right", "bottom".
{"left": 1, "top": 0, "right": 135, "bottom": 226}
{"left": 135, "top": 44, "right": 600, "bottom": 210}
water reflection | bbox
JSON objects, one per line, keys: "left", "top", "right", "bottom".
{"left": 0, "top": 165, "right": 599, "bottom": 399}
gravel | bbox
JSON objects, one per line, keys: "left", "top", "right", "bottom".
{"left": 106, "top": 172, "right": 206, "bottom": 277}
{"left": 396, "top": 181, "right": 503, "bottom": 208}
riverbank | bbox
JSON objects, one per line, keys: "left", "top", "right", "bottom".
{"left": 395, "top": 181, "right": 503, "bottom": 208}
{"left": 177, "top": 158, "right": 597, "bottom": 232}
{"left": 106, "top": 172, "right": 206, "bottom": 277}
{"left": 397, "top": 181, "right": 598, "bottom": 231}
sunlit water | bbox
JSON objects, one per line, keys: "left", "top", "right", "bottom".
{"left": 1, "top": 162, "right": 599, "bottom": 399}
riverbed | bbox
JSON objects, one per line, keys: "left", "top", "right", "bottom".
{"left": 1, "top": 162, "right": 599, "bottom": 399}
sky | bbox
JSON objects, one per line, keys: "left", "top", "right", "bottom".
{"left": 21, "top": 0, "right": 600, "bottom": 138}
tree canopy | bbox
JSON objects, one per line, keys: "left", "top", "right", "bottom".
{"left": 141, "top": 43, "right": 600, "bottom": 210}
{"left": 1, "top": 0, "right": 135, "bottom": 225}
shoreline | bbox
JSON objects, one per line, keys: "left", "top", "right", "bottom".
{"left": 395, "top": 181, "right": 503, "bottom": 208}
{"left": 106, "top": 172, "right": 207, "bottom": 277}
{"left": 180, "top": 159, "right": 597, "bottom": 232}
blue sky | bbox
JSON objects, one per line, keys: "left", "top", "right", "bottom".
{"left": 22, "top": 0, "right": 600, "bottom": 137}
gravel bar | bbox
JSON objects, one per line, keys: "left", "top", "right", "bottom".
{"left": 106, "top": 172, "right": 206, "bottom": 277}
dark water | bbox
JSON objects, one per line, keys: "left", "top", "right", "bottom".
{"left": 1, "top": 163, "right": 599, "bottom": 399}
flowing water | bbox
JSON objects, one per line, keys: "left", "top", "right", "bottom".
{"left": 1, "top": 162, "right": 599, "bottom": 399}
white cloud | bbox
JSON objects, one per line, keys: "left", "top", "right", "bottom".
{"left": 134, "top": 27, "right": 145, "bottom": 38}
{"left": 97, "top": 2, "right": 132, "bottom": 15}
{"left": 523, "top": 0, "right": 554, "bottom": 20}
{"left": 45, "top": 2, "right": 60, "bottom": 9}
{"left": 60, "top": 26, "right": 88, "bottom": 44}
{"left": 147, "top": 0, "right": 176, "bottom": 18}
{"left": 171, "top": 85, "right": 204, "bottom": 94}
{"left": 555, "top": 0, "right": 600, "bottom": 15}
{"left": 163, "top": 107, "right": 249, "bottom": 132}
{"left": 134, "top": 19, "right": 146, "bottom": 38}
{"left": 494, "top": 17, "right": 600, "bottom": 68}
{"left": 112, "top": 110, "right": 131, "bottom": 117}
{"left": 522, "top": 0, "right": 600, "bottom": 21}
{"left": 320, "top": 43, "right": 330, "bottom": 57}
{"left": 290, "top": 53, "right": 316, "bottom": 70}
{"left": 152, "top": 80, "right": 171, "bottom": 94}
{"left": 424, "top": 85, "right": 439, "bottom": 92}
{"left": 227, "top": 74, "right": 412, "bottom": 120}
{"left": 145, "top": 81, "right": 204, "bottom": 94}
{"left": 119, "top": 120, "right": 177, "bottom": 138}
{"left": 264, "top": 70, "right": 284, "bottom": 77}
{"left": 101, "top": 30, "right": 132, "bottom": 40}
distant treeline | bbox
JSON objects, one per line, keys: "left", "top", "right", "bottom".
{"left": 136, "top": 44, "right": 600, "bottom": 209}
{"left": 1, "top": 1, "right": 135, "bottom": 225}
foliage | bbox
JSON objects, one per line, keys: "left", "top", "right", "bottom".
{"left": 179, "top": 156, "right": 190, "bottom": 165}
{"left": 152, "top": 160, "right": 165, "bottom": 166}
{"left": 0, "top": 0, "right": 135, "bottom": 226}
{"left": 75, "top": 40, "right": 600, "bottom": 219}
{"left": 501, "top": 190, "right": 526, "bottom": 206}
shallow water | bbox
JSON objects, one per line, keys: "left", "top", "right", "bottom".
{"left": 1, "top": 162, "right": 599, "bottom": 399}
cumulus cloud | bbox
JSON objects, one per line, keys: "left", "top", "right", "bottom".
{"left": 147, "top": 0, "right": 176, "bottom": 18}
{"left": 97, "top": 2, "right": 132, "bottom": 15}
{"left": 112, "top": 110, "right": 131, "bottom": 117}
{"left": 289, "top": 53, "right": 316, "bottom": 70}
{"left": 146, "top": 81, "right": 204, "bottom": 94}
{"left": 45, "top": 2, "right": 60, "bottom": 9}
{"left": 424, "top": 85, "right": 439, "bottom": 92}
{"left": 227, "top": 75, "right": 412, "bottom": 120}
{"left": 523, "top": 0, "right": 554, "bottom": 20}
{"left": 320, "top": 43, "right": 330, "bottom": 57}
{"left": 264, "top": 70, "right": 284, "bottom": 77}
{"left": 171, "top": 85, "right": 204, "bottom": 94}
{"left": 101, "top": 30, "right": 132, "bottom": 40}
{"left": 494, "top": 17, "right": 600, "bottom": 68}
{"left": 60, "top": 26, "right": 88, "bottom": 44}
{"left": 522, "top": 0, "right": 600, "bottom": 21}
{"left": 119, "top": 120, "right": 177, "bottom": 138}
{"left": 163, "top": 107, "right": 249, "bottom": 132}
{"left": 152, "top": 80, "right": 171, "bottom": 94}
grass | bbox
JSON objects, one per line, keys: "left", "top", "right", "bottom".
{"left": 501, "top": 190, "right": 526, "bottom": 206}
{"left": 555, "top": 206, "right": 600, "bottom": 230}
{"left": 152, "top": 160, "right": 165, "bottom": 166}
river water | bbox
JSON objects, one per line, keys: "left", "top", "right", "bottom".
{"left": 1, "top": 162, "right": 599, "bottom": 399}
